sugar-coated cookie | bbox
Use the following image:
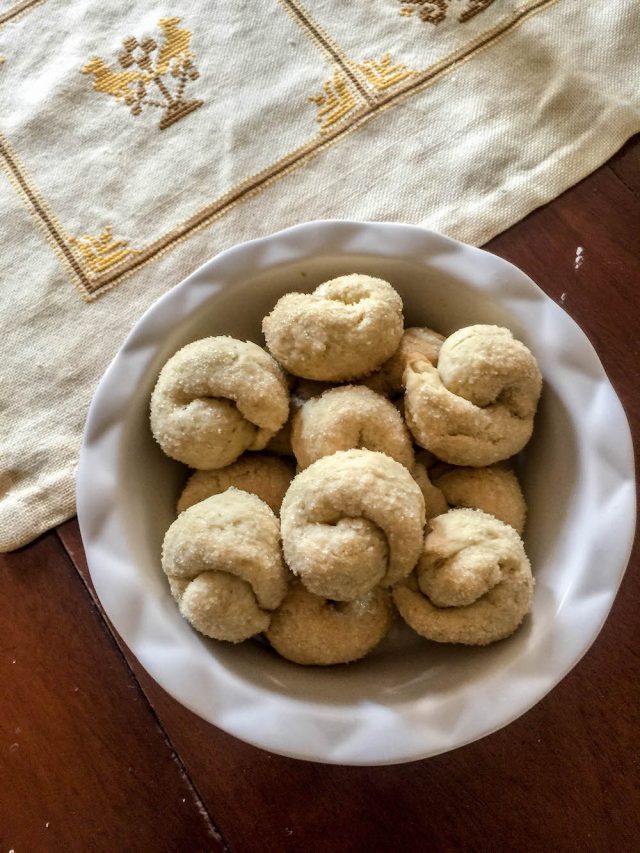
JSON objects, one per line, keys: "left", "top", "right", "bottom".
{"left": 404, "top": 325, "right": 541, "bottom": 466}
{"left": 393, "top": 508, "right": 533, "bottom": 645}
{"left": 263, "top": 274, "right": 404, "bottom": 381}
{"left": 361, "top": 326, "right": 445, "bottom": 396}
{"left": 177, "top": 454, "right": 295, "bottom": 516}
{"left": 281, "top": 449, "right": 425, "bottom": 601}
{"left": 162, "top": 489, "right": 288, "bottom": 642}
{"left": 434, "top": 465, "right": 526, "bottom": 533}
{"left": 411, "top": 462, "right": 449, "bottom": 521}
{"left": 150, "top": 336, "right": 289, "bottom": 469}
{"left": 291, "top": 385, "right": 414, "bottom": 470}
{"left": 266, "top": 582, "right": 394, "bottom": 665}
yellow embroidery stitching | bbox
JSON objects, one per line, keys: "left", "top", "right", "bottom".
{"left": 155, "top": 17, "right": 194, "bottom": 74}
{"left": 68, "top": 226, "right": 138, "bottom": 274}
{"left": 310, "top": 67, "right": 356, "bottom": 131}
{"left": 1, "top": 0, "right": 556, "bottom": 300}
{"left": 357, "top": 53, "right": 414, "bottom": 91}
{"left": 398, "top": 0, "right": 497, "bottom": 24}
{"left": 82, "top": 17, "right": 203, "bottom": 130}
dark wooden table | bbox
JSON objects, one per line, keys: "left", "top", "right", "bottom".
{"left": 2, "top": 138, "right": 639, "bottom": 853}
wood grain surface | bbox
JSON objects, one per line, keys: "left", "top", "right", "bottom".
{"left": 2, "top": 137, "right": 639, "bottom": 852}
{"left": 0, "top": 533, "right": 223, "bottom": 851}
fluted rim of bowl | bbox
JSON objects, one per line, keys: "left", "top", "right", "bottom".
{"left": 77, "top": 221, "right": 636, "bottom": 765}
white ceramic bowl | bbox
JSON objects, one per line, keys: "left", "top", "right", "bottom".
{"left": 77, "top": 221, "right": 636, "bottom": 765}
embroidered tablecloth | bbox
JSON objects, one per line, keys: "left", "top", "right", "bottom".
{"left": 0, "top": 0, "right": 638, "bottom": 551}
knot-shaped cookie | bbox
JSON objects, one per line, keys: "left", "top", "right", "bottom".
{"left": 412, "top": 462, "right": 449, "bottom": 521}
{"left": 266, "top": 378, "right": 333, "bottom": 457}
{"left": 281, "top": 449, "right": 425, "bottom": 601}
{"left": 262, "top": 274, "right": 404, "bottom": 381}
{"left": 150, "top": 336, "right": 289, "bottom": 469}
{"left": 393, "top": 508, "right": 534, "bottom": 645}
{"left": 162, "top": 489, "right": 289, "bottom": 642}
{"left": 404, "top": 325, "right": 542, "bottom": 466}
{"left": 434, "top": 465, "right": 526, "bottom": 533}
{"left": 291, "top": 385, "right": 414, "bottom": 470}
{"left": 177, "top": 453, "right": 295, "bottom": 516}
{"left": 266, "top": 581, "right": 394, "bottom": 665}
{"left": 361, "top": 326, "right": 445, "bottom": 396}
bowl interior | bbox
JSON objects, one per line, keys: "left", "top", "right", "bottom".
{"left": 115, "top": 252, "right": 579, "bottom": 707}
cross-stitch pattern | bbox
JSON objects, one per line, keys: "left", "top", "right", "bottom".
{"left": 399, "top": 0, "right": 497, "bottom": 24}
{"left": 0, "top": 0, "right": 559, "bottom": 300}
{"left": 82, "top": 17, "right": 202, "bottom": 130}
{"left": 310, "top": 67, "right": 358, "bottom": 130}
{"left": 68, "top": 226, "right": 138, "bottom": 274}
{"left": 357, "top": 53, "right": 414, "bottom": 91}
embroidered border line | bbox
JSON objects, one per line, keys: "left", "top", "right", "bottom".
{"left": 279, "top": 0, "right": 375, "bottom": 105}
{"left": 1, "top": 0, "right": 558, "bottom": 300}
{"left": 0, "top": 135, "right": 92, "bottom": 296}
{"left": 0, "top": 0, "right": 45, "bottom": 27}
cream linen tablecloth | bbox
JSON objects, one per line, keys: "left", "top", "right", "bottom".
{"left": 0, "top": 0, "right": 638, "bottom": 551}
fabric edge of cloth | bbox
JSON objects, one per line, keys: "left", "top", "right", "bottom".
{"left": 451, "top": 119, "right": 640, "bottom": 247}
{"left": 0, "top": 475, "right": 76, "bottom": 553}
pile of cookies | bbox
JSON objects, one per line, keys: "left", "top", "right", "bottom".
{"left": 152, "top": 274, "right": 542, "bottom": 666}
